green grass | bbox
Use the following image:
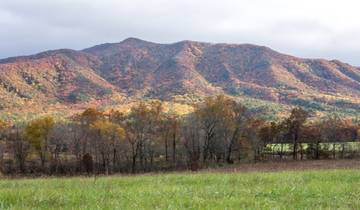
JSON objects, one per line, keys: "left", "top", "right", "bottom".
{"left": 1, "top": 170, "right": 360, "bottom": 209}
{"left": 266, "top": 142, "right": 360, "bottom": 154}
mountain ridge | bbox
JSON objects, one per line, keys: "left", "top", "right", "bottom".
{"left": 1, "top": 38, "right": 359, "bottom": 120}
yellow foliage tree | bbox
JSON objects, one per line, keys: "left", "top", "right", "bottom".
{"left": 0, "top": 120, "right": 10, "bottom": 145}
{"left": 91, "top": 120, "right": 125, "bottom": 140}
{"left": 91, "top": 120, "right": 125, "bottom": 174}
{"left": 78, "top": 108, "right": 103, "bottom": 126}
{"left": 195, "top": 95, "right": 241, "bottom": 163}
{"left": 25, "top": 116, "right": 55, "bottom": 170}
{"left": 0, "top": 120, "right": 8, "bottom": 130}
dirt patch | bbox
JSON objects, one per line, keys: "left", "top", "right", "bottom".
{"left": 203, "top": 159, "right": 360, "bottom": 173}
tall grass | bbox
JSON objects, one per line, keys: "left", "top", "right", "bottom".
{"left": 1, "top": 170, "right": 360, "bottom": 209}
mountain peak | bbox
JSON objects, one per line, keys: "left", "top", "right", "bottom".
{"left": 120, "top": 37, "right": 158, "bottom": 46}
{"left": 122, "top": 37, "right": 146, "bottom": 43}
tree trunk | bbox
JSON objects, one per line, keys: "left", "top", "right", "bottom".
{"left": 40, "top": 152, "right": 46, "bottom": 173}
{"left": 172, "top": 131, "right": 176, "bottom": 167}
{"left": 131, "top": 155, "right": 136, "bottom": 173}
{"left": 226, "top": 128, "right": 239, "bottom": 164}
{"left": 315, "top": 142, "right": 320, "bottom": 159}
{"left": 293, "top": 133, "right": 298, "bottom": 160}
{"left": 131, "top": 143, "right": 137, "bottom": 173}
{"left": 113, "top": 148, "right": 117, "bottom": 172}
{"left": 165, "top": 137, "right": 168, "bottom": 162}
{"left": 139, "top": 141, "right": 144, "bottom": 171}
{"left": 280, "top": 143, "right": 284, "bottom": 160}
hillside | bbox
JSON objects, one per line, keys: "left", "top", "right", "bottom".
{"left": 1, "top": 38, "right": 360, "bottom": 120}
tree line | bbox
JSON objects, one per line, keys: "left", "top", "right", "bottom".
{"left": 0, "top": 95, "right": 359, "bottom": 175}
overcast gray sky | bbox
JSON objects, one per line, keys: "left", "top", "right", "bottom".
{"left": 1, "top": 0, "right": 360, "bottom": 65}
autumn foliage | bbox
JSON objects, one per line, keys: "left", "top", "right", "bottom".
{"left": 0, "top": 96, "right": 359, "bottom": 175}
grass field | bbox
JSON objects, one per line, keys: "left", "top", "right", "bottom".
{"left": 1, "top": 167, "right": 360, "bottom": 209}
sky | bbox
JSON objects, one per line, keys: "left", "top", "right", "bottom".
{"left": 1, "top": 0, "right": 360, "bottom": 65}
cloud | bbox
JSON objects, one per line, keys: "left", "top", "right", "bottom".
{"left": 0, "top": 0, "right": 359, "bottom": 65}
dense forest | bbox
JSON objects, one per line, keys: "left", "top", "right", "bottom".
{"left": 0, "top": 95, "right": 359, "bottom": 175}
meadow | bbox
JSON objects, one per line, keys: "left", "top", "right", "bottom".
{"left": 1, "top": 168, "right": 360, "bottom": 209}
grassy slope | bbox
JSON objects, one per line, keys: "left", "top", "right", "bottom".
{"left": 1, "top": 170, "right": 360, "bottom": 209}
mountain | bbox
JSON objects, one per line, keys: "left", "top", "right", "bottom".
{"left": 1, "top": 38, "right": 360, "bottom": 120}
